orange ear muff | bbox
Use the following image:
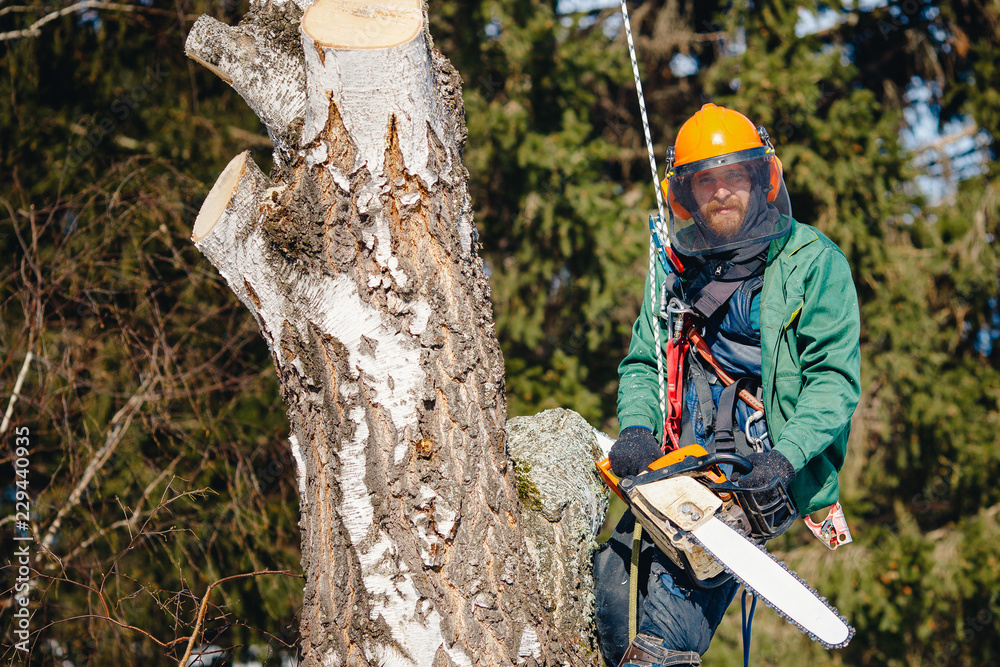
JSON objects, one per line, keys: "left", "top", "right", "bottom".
{"left": 766, "top": 155, "right": 782, "bottom": 203}
{"left": 662, "top": 175, "right": 692, "bottom": 220}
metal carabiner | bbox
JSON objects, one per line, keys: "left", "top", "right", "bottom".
{"left": 665, "top": 297, "right": 692, "bottom": 340}
{"left": 743, "top": 410, "right": 766, "bottom": 453}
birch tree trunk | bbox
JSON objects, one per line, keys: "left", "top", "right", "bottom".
{"left": 185, "top": 1, "right": 605, "bottom": 664}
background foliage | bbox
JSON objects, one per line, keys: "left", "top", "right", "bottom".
{"left": 2, "top": 0, "right": 999, "bottom": 664}
{"left": 1, "top": 1, "right": 301, "bottom": 663}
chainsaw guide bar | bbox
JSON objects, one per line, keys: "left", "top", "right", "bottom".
{"left": 686, "top": 516, "right": 855, "bottom": 649}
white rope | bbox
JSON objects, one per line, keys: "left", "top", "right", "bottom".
{"left": 648, "top": 238, "right": 666, "bottom": 437}
{"left": 620, "top": 0, "right": 667, "bottom": 436}
{"left": 619, "top": 0, "right": 667, "bottom": 225}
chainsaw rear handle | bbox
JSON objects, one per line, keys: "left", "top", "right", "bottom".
{"left": 702, "top": 476, "right": 798, "bottom": 541}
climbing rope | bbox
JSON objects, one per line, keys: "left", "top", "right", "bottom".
{"left": 618, "top": 0, "right": 669, "bottom": 436}
{"left": 628, "top": 522, "right": 644, "bottom": 643}
{"left": 618, "top": 0, "right": 667, "bottom": 226}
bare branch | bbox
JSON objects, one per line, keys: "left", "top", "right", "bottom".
{"left": 33, "top": 569, "right": 299, "bottom": 655}
{"left": 32, "top": 576, "right": 191, "bottom": 649}
{"left": 176, "top": 570, "right": 304, "bottom": 667}
{"left": 61, "top": 469, "right": 193, "bottom": 563}
{"left": 39, "top": 374, "right": 158, "bottom": 555}
{"left": 0, "top": 0, "right": 178, "bottom": 42}
{"left": 39, "top": 613, "right": 189, "bottom": 648}
{"left": 0, "top": 349, "right": 33, "bottom": 436}
{"left": 910, "top": 125, "right": 979, "bottom": 158}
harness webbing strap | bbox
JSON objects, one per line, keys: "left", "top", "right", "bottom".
{"left": 686, "top": 359, "right": 716, "bottom": 445}
{"left": 713, "top": 378, "right": 758, "bottom": 458}
{"left": 629, "top": 522, "right": 643, "bottom": 643}
{"left": 691, "top": 257, "right": 766, "bottom": 322}
{"left": 662, "top": 318, "right": 764, "bottom": 455}
{"left": 687, "top": 328, "right": 765, "bottom": 413}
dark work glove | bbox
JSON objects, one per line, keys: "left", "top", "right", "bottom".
{"left": 737, "top": 450, "right": 796, "bottom": 503}
{"left": 609, "top": 426, "right": 663, "bottom": 478}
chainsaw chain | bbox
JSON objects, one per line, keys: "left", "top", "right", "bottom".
{"left": 687, "top": 523, "right": 856, "bottom": 649}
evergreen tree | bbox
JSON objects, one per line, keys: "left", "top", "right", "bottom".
{"left": 430, "top": 0, "right": 691, "bottom": 427}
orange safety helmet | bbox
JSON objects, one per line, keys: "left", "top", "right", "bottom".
{"left": 663, "top": 104, "right": 783, "bottom": 220}
{"left": 661, "top": 104, "right": 790, "bottom": 257}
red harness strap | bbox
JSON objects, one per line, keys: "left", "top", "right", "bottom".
{"left": 663, "top": 319, "right": 765, "bottom": 453}
{"left": 664, "top": 336, "right": 688, "bottom": 452}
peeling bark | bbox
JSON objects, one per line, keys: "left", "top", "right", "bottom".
{"left": 186, "top": 2, "right": 605, "bottom": 665}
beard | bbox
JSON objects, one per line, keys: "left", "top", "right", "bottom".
{"left": 700, "top": 197, "right": 748, "bottom": 238}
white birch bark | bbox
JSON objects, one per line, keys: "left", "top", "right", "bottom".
{"left": 186, "top": 1, "right": 605, "bottom": 665}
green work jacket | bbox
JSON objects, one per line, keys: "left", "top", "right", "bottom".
{"left": 617, "top": 220, "right": 861, "bottom": 515}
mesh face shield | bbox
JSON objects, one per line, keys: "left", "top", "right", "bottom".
{"left": 666, "top": 147, "right": 791, "bottom": 258}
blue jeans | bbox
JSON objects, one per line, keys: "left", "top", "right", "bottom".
{"left": 638, "top": 548, "right": 739, "bottom": 654}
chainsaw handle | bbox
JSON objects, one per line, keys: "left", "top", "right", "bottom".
{"left": 703, "top": 452, "right": 754, "bottom": 476}
{"left": 622, "top": 451, "right": 753, "bottom": 489}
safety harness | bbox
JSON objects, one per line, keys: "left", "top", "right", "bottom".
{"left": 662, "top": 265, "right": 768, "bottom": 460}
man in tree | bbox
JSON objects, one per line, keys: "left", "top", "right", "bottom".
{"left": 595, "top": 104, "right": 861, "bottom": 666}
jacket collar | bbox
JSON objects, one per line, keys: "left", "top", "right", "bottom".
{"left": 767, "top": 218, "right": 818, "bottom": 264}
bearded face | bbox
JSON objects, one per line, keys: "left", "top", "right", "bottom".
{"left": 690, "top": 164, "right": 752, "bottom": 238}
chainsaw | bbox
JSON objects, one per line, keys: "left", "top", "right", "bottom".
{"left": 597, "top": 444, "right": 854, "bottom": 649}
